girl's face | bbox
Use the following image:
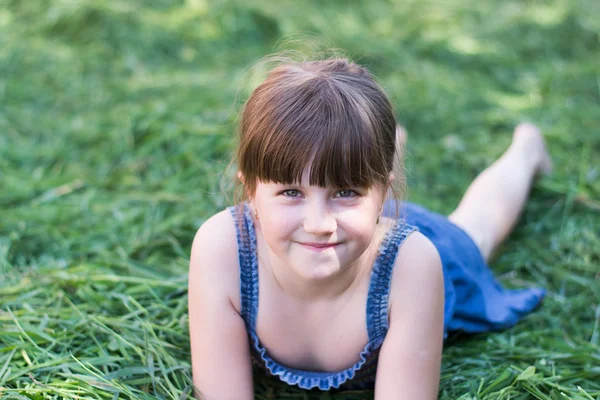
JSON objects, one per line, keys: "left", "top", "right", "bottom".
{"left": 250, "top": 168, "right": 389, "bottom": 282}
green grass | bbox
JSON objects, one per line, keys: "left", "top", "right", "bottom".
{"left": 1, "top": 0, "right": 599, "bottom": 398}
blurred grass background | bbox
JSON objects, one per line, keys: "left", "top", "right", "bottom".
{"left": 1, "top": 0, "right": 599, "bottom": 398}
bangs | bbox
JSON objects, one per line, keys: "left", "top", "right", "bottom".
{"left": 247, "top": 77, "right": 396, "bottom": 189}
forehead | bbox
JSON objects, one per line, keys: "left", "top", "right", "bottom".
{"left": 259, "top": 163, "right": 353, "bottom": 187}
{"left": 256, "top": 165, "right": 387, "bottom": 193}
{"left": 263, "top": 153, "right": 375, "bottom": 185}
{"left": 244, "top": 123, "right": 394, "bottom": 188}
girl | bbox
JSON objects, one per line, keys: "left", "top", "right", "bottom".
{"left": 188, "top": 57, "right": 552, "bottom": 399}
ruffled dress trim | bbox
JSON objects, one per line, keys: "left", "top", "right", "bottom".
{"left": 229, "top": 203, "right": 417, "bottom": 390}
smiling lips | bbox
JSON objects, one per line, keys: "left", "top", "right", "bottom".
{"left": 299, "top": 242, "right": 341, "bottom": 251}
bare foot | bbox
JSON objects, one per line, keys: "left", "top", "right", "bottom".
{"left": 512, "top": 122, "right": 553, "bottom": 176}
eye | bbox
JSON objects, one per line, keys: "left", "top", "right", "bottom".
{"left": 281, "top": 189, "right": 302, "bottom": 198}
{"left": 336, "top": 189, "right": 358, "bottom": 198}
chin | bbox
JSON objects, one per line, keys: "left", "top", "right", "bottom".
{"left": 294, "top": 262, "right": 343, "bottom": 281}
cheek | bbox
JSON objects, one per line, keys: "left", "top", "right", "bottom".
{"left": 260, "top": 210, "right": 297, "bottom": 244}
{"left": 339, "top": 204, "right": 378, "bottom": 228}
{"left": 349, "top": 224, "right": 378, "bottom": 248}
{"left": 340, "top": 211, "right": 379, "bottom": 247}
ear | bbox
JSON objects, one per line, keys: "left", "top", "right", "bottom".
{"left": 237, "top": 171, "right": 245, "bottom": 184}
{"left": 237, "top": 171, "right": 256, "bottom": 201}
{"left": 388, "top": 172, "right": 395, "bottom": 184}
{"left": 381, "top": 172, "right": 395, "bottom": 207}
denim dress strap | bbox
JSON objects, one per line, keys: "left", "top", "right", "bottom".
{"left": 366, "top": 223, "right": 418, "bottom": 342}
{"left": 228, "top": 203, "right": 259, "bottom": 331}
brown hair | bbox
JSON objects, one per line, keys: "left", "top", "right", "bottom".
{"left": 231, "top": 56, "right": 405, "bottom": 222}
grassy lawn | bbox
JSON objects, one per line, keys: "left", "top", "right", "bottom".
{"left": 1, "top": 0, "right": 599, "bottom": 398}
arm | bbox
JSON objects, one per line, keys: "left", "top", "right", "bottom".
{"left": 374, "top": 232, "right": 445, "bottom": 400}
{"left": 188, "top": 211, "right": 254, "bottom": 400}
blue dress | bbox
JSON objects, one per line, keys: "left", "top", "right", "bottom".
{"left": 228, "top": 201, "right": 545, "bottom": 391}
{"left": 386, "top": 201, "right": 545, "bottom": 334}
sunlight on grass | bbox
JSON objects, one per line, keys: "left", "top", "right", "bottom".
{"left": 1, "top": 0, "right": 598, "bottom": 399}
{"left": 527, "top": 2, "right": 569, "bottom": 26}
{"left": 449, "top": 35, "right": 485, "bottom": 55}
{"left": 487, "top": 90, "right": 543, "bottom": 112}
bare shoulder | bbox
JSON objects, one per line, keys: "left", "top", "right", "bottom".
{"left": 393, "top": 230, "right": 442, "bottom": 279}
{"left": 189, "top": 208, "right": 241, "bottom": 311}
{"left": 389, "top": 230, "right": 444, "bottom": 316}
{"left": 190, "top": 208, "right": 239, "bottom": 260}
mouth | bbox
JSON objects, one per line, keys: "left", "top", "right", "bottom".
{"left": 299, "top": 242, "right": 341, "bottom": 252}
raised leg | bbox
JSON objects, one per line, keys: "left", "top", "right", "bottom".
{"left": 447, "top": 123, "right": 552, "bottom": 261}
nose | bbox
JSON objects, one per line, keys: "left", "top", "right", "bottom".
{"left": 303, "top": 201, "right": 337, "bottom": 235}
